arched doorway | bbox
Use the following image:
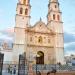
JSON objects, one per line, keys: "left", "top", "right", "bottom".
{"left": 36, "top": 51, "right": 44, "bottom": 64}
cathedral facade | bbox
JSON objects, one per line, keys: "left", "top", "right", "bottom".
{"left": 13, "top": 0, "right": 64, "bottom": 64}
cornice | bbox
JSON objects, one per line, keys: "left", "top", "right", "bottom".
{"left": 55, "top": 47, "right": 64, "bottom": 48}
{"left": 27, "top": 44, "right": 54, "bottom": 48}
{"left": 48, "top": 20, "right": 63, "bottom": 24}
{"left": 16, "top": 14, "right": 31, "bottom": 18}
{"left": 48, "top": 10, "right": 62, "bottom": 15}
{"left": 13, "top": 43, "right": 24, "bottom": 45}
{"left": 25, "top": 29, "right": 55, "bottom": 35}
{"left": 14, "top": 27, "right": 25, "bottom": 29}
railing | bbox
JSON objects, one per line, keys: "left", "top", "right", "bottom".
{"left": 32, "top": 64, "right": 75, "bottom": 72}
{"left": 3, "top": 64, "right": 75, "bottom": 71}
{"left": 2, "top": 64, "right": 75, "bottom": 75}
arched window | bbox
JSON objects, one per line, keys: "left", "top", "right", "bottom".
{"left": 57, "top": 15, "right": 60, "bottom": 20}
{"left": 23, "top": 0, "right": 26, "bottom": 5}
{"left": 53, "top": 14, "right": 55, "bottom": 20}
{"left": 20, "top": 8, "right": 23, "bottom": 14}
{"left": 38, "top": 36, "right": 42, "bottom": 43}
{"left": 25, "top": 9, "right": 28, "bottom": 15}
{"left": 55, "top": 5, "right": 57, "bottom": 8}
{"left": 28, "top": 0, "right": 30, "bottom": 4}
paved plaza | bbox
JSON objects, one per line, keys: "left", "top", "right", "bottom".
{"left": 2, "top": 70, "right": 75, "bottom": 75}
{"left": 2, "top": 70, "right": 17, "bottom": 75}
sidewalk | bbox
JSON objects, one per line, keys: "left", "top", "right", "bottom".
{"left": 2, "top": 70, "right": 17, "bottom": 75}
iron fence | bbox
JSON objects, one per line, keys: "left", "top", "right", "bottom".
{"left": 2, "top": 64, "right": 75, "bottom": 75}
{"left": 32, "top": 64, "right": 75, "bottom": 72}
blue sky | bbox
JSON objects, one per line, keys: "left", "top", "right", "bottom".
{"left": 0, "top": 0, "right": 75, "bottom": 56}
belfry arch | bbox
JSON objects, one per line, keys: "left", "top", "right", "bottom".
{"left": 36, "top": 51, "right": 44, "bottom": 64}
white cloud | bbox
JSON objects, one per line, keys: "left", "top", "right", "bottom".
{"left": 64, "top": 42, "right": 75, "bottom": 47}
{"left": 0, "top": 32, "right": 13, "bottom": 41}
{"left": 0, "top": 28, "right": 14, "bottom": 41}
{"left": 65, "top": 50, "right": 75, "bottom": 56}
{"left": 64, "top": 42, "right": 75, "bottom": 56}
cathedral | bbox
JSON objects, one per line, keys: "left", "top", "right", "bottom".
{"left": 13, "top": 0, "right": 64, "bottom": 65}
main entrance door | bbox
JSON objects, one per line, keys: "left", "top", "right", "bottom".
{"left": 36, "top": 51, "right": 44, "bottom": 64}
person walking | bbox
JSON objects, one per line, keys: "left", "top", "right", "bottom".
{"left": 8, "top": 65, "right": 10, "bottom": 73}
{"left": 10, "top": 66, "right": 12, "bottom": 74}
{"left": 13, "top": 65, "right": 16, "bottom": 75}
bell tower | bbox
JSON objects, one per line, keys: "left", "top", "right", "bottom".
{"left": 16, "top": 0, "right": 31, "bottom": 28}
{"left": 47, "top": 0, "right": 64, "bottom": 64}
{"left": 13, "top": 0, "right": 31, "bottom": 64}
{"left": 47, "top": 0, "right": 61, "bottom": 26}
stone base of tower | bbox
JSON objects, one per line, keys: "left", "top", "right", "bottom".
{"left": 55, "top": 48, "right": 65, "bottom": 65}
{"left": 12, "top": 43, "right": 25, "bottom": 64}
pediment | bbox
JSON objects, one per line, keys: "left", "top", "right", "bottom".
{"left": 28, "top": 21, "right": 54, "bottom": 34}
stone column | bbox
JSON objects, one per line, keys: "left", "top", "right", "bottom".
{"left": 28, "top": 62, "right": 33, "bottom": 75}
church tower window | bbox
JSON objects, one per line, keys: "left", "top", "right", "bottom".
{"left": 38, "top": 36, "right": 42, "bottom": 43}
{"left": 23, "top": 0, "right": 26, "bottom": 5}
{"left": 28, "top": 0, "right": 30, "bottom": 4}
{"left": 20, "top": 8, "right": 23, "bottom": 14}
{"left": 55, "top": 5, "right": 57, "bottom": 8}
{"left": 53, "top": 14, "right": 55, "bottom": 20}
{"left": 57, "top": 15, "right": 60, "bottom": 20}
{"left": 25, "top": 9, "right": 28, "bottom": 15}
